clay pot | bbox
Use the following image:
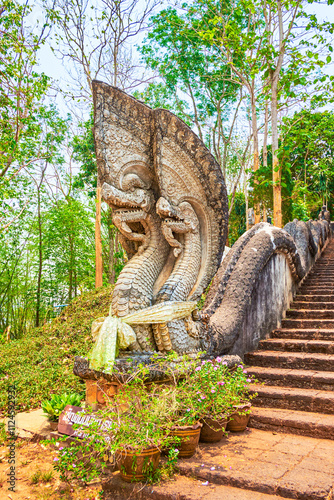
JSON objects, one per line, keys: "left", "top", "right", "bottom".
{"left": 226, "top": 403, "right": 251, "bottom": 432}
{"left": 117, "top": 447, "right": 161, "bottom": 483}
{"left": 200, "top": 416, "right": 228, "bottom": 443}
{"left": 170, "top": 422, "right": 202, "bottom": 458}
{"left": 49, "top": 421, "right": 58, "bottom": 431}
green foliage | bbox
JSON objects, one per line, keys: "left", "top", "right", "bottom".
{"left": 174, "top": 358, "right": 256, "bottom": 424}
{"left": 43, "top": 197, "right": 96, "bottom": 302}
{"left": 0, "top": 285, "right": 114, "bottom": 415}
{"left": 280, "top": 110, "right": 334, "bottom": 217}
{"left": 228, "top": 193, "right": 246, "bottom": 246}
{"left": 41, "top": 392, "right": 82, "bottom": 421}
{"left": 0, "top": 194, "right": 97, "bottom": 337}
{"left": 72, "top": 113, "right": 97, "bottom": 198}
{"left": 0, "top": 0, "right": 50, "bottom": 182}
{"left": 0, "top": 422, "right": 6, "bottom": 445}
{"left": 250, "top": 144, "right": 293, "bottom": 225}
{"left": 139, "top": 3, "right": 241, "bottom": 162}
{"left": 52, "top": 356, "right": 256, "bottom": 484}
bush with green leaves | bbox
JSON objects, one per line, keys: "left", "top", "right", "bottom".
{"left": 51, "top": 355, "right": 256, "bottom": 484}
{"left": 42, "top": 393, "right": 82, "bottom": 422}
{"left": 53, "top": 378, "right": 180, "bottom": 484}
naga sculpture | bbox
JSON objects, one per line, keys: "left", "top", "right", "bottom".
{"left": 93, "top": 81, "right": 228, "bottom": 356}
{"left": 74, "top": 82, "right": 331, "bottom": 385}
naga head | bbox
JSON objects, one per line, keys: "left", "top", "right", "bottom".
{"left": 156, "top": 197, "right": 184, "bottom": 220}
{"left": 102, "top": 172, "right": 154, "bottom": 213}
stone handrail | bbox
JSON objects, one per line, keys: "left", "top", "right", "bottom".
{"left": 203, "top": 219, "right": 331, "bottom": 358}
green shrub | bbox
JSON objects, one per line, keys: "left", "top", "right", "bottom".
{"left": 42, "top": 393, "right": 82, "bottom": 421}
{"left": 0, "top": 286, "right": 114, "bottom": 416}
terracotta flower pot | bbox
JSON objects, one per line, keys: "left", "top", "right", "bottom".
{"left": 116, "top": 447, "right": 161, "bottom": 483}
{"left": 170, "top": 422, "right": 202, "bottom": 458}
{"left": 227, "top": 403, "right": 251, "bottom": 432}
{"left": 49, "top": 421, "right": 58, "bottom": 431}
{"left": 200, "top": 416, "right": 228, "bottom": 443}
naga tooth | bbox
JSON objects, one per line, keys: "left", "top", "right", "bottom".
{"left": 121, "top": 221, "right": 132, "bottom": 233}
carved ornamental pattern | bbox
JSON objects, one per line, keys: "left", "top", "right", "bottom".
{"left": 93, "top": 81, "right": 229, "bottom": 355}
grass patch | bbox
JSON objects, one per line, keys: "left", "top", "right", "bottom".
{"left": 0, "top": 422, "right": 6, "bottom": 445}
{"left": 0, "top": 286, "right": 113, "bottom": 416}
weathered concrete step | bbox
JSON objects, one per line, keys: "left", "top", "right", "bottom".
{"left": 244, "top": 350, "right": 334, "bottom": 371}
{"left": 286, "top": 309, "right": 334, "bottom": 319}
{"left": 291, "top": 302, "right": 334, "bottom": 309}
{"left": 250, "top": 384, "right": 334, "bottom": 414}
{"left": 295, "top": 294, "right": 334, "bottom": 302}
{"left": 271, "top": 328, "right": 334, "bottom": 340}
{"left": 282, "top": 318, "right": 334, "bottom": 329}
{"left": 249, "top": 407, "right": 334, "bottom": 440}
{"left": 258, "top": 338, "right": 334, "bottom": 354}
{"left": 246, "top": 366, "right": 334, "bottom": 390}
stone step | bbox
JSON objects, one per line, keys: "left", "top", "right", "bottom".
{"left": 299, "top": 291, "right": 334, "bottom": 297}
{"left": 244, "top": 350, "right": 334, "bottom": 371}
{"left": 246, "top": 366, "right": 334, "bottom": 390}
{"left": 281, "top": 318, "right": 334, "bottom": 329}
{"left": 271, "top": 328, "right": 334, "bottom": 340}
{"left": 300, "top": 286, "right": 334, "bottom": 292}
{"left": 258, "top": 338, "right": 334, "bottom": 354}
{"left": 286, "top": 309, "right": 334, "bottom": 319}
{"left": 176, "top": 429, "right": 334, "bottom": 500}
{"left": 302, "top": 282, "right": 334, "bottom": 287}
{"left": 307, "top": 273, "right": 334, "bottom": 277}
{"left": 103, "top": 471, "right": 296, "bottom": 500}
{"left": 301, "top": 282, "right": 334, "bottom": 286}
{"left": 295, "top": 294, "right": 334, "bottom": 302}
{"left": 298, "top": 289, "right": 334, "bottom": 295}
{"left": 249, "top": 407, "right": 334, "bottom": 440}
{"left": 250, "top": 384, "right": 334, "bottom": 414}
{"left": 291, "top": 302, "right": 334, "bottom": 309}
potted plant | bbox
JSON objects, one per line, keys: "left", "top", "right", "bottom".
{"left": 160, "top": 383, "right": 202, "bottom": 458}
{"left": 85, "top": 379, "right": 181, "bottom": 483}
{"left": 41, "top": 392, "right": 83, "bottom": 430}
{"left": 225, "top": 364, "right": 256, "bottom": 432}
{"left": 179, "top": 357, "right": 232, "bottom": 443}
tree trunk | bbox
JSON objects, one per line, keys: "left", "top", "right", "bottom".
{"left": 263, "top": 101, "right": 269, "bottom": 222}
{"left": 95, "top": 186, "right": 103, "bottom": 288}
{"left": 251, "top": 88, "right": 261, "bottom": 224}
{"left": 245, "top": 182, "right": 249, "bottom": 231}
{"left": 35, "top": 166, "right": 47, "bottom": 327}
{"left": 35, "top": 188, "right": 43, "bottom": 327}
{"left": 68, "top": 235, "right": 73, "bottom": 302}
{"left": 271, "top": 78, "right": 282, "bottom": 228}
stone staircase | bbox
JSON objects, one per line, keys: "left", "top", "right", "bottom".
{"left": 245, "top": 239, "right": 334, "bottom": 440}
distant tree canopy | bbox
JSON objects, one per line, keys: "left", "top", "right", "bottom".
{"left": 251, "top": 110, "right": 334, "bottom": 224}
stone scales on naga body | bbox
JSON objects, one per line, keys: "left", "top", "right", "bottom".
{"left": 73, "top": 80, "right": 331, "bottom": 384}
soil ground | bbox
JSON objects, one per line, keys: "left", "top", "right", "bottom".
{"left": 0, "top": 439, "right": 101, "bottom": 500}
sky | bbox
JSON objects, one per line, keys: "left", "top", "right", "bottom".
{"left": 31, "top": 2, "right": 334, "bottom": 80}
{"left": 27, "top": 0, "right": 334, "bottom": 123}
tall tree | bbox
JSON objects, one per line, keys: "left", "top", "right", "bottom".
{"left": 45, "top": 0, "right": 157, "bottom": 286}
{"left": 0, "top": 0, "right": 51, "bottom": 230}
{"left": 139, "top": 4, "right": 249, "bottom": 213}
